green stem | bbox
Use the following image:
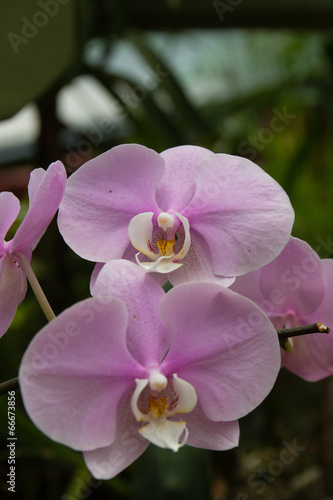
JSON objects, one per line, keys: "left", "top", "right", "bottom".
{"left": 277, "top": 322, "right": 330, "bottom": 341}
{"left": 15, "top": 252, "right": 56, "bottom": 322}
{"left": 0, "top": 377, "right": 19, "bottom": 395}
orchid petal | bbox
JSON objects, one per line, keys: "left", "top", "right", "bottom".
{"left": 27, "top": 166, "right": 48, "bottom": 200}
{"left": 258, "top": 237, "right": 325, "bottom": 316}
{"left": 84, "top": 436, "right": 148, "bottom": 480}
{"left": 92, "top": 260, "right": 169, "bottom": 366}
{"left": 281, "top": 332, "right": 333, "bottom": 382}
{"left": 83, "top": 390, "right": 148, "bottom": 480}
{"left": 0, "top": 192, "right": 20, "bottom": 242}
{"left": 19, "top": 297, "right": 145, "bottom": 451}
{"left": 232, "top": 237, "right": 327, "bottom": 320}
{"left": 11, "top": 161, "right": 67, "bottom": 253}
{"left": 159, "top": 282, "right": 280, "bottom": 421}
{"left": 281, "top": 259, "right": 333, "bottom": 381}
{"left": 186, "top": 402, "right": 239, "bottom": 450}
{"left": 89, "top": 262, "right": 105, "bottom": 294}
{"left": 307, "top": 259, "right": 333, "bottom": 324}
{"left": 183, "top": 153, "right": 294, "bottom": 276}
{"left": 58, "top": 144, "right": 165, "bottom": 262}
{"left": 230, "top": 268, "right": 263, "bottom": 307}
{"left": 156, "top": 145, "right": 214, "bottom": 212}
{"left": 0, "top": 255, "right": 26, "bottom": 337}
{"left": 168, "top": 229, "right": 235, "bottom": 287}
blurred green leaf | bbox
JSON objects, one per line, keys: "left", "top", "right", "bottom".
{"left": 0, "top": 0, "right": 77, "bottom": 119}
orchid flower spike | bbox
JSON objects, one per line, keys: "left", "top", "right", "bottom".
{"left": 19, "top": 260, "right": 281, "bottom": 480}
{"left": 58, "top": 144, "right": 294, "bottom": 286}
{"left": 231, "top": 236, "right": 333, "bottom": 381}
{"left": 0, "top": 161, "right": 66, "bottom": 337}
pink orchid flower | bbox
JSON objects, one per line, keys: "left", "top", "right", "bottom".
{"left": 19, "top": 260, "right": 280, "bottom": 479}
{"left": 57, "top": 144, "right": 294, "bottom": 285}
{"left": 231, "top": 236, "right": 333, "bottom": 381}
{"left": 0, "top": 161, "right": 66, "bottom": 337}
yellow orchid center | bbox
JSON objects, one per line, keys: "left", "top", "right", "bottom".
{"left": 148, "top": 396, "right": 168, "bottom": 418}
{"left": 157, "top": 238, "right": 175, "bottom": 257}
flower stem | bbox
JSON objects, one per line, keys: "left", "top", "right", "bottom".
{"left": 277, "top": 322, "right": 330, "bottom": 341}
{"left": 15, "top": 252, "right": 56, "bottom": 322}
{"left": 0, "top": 377, "right": 19, "bottom": 395}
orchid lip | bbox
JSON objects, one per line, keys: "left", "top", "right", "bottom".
{"left": 135, "top": 252, "right": 183, "bottom": 274}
